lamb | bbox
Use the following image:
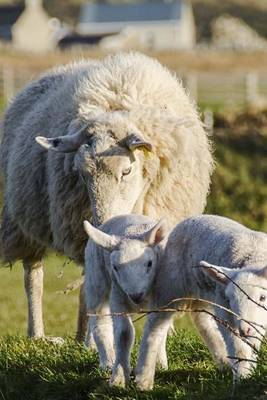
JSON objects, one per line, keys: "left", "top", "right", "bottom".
{"left": 135, "top": 215, "right": 267, "bottom": 390}
{"left": 84, "top": 214, "right": 267, "bottom": 390}
{"left": 83, "top": 214, "right": 168, "bottom": 387}
{"left": 0, "top": 52, "right": 213, "bottom": 340}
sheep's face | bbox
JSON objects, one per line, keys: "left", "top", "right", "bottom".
{"left": 200, "top": 262, "right": 267, "bottom": 344}
{"left": 83, "top": 219, "right": 167, "bottom": 305}
{"left": 110, "top": 240, "right": 158, "bottom": 305}
{"left": 35, "top": 112, "right": 153, "bottom": 225}
{"left": 75, "top": 133, "right": 145, "bottom": 225}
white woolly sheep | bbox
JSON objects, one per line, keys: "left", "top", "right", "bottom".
{"left": 83, "top": 214, "right": 168, "bottom": 387}
{"left": 0, "top": 52, "right": 213, "bottom": 340}
{"left": 134, "top": 215, "right": 267, "bottom": 390}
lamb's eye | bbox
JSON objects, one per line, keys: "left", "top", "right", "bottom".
{"left": 260, "top": 295, "right": 266, "bottom": 302}
{"left": 147, "top": 260, "right": 153, "bottom": 270}
{"left": 122, "top": 166, "right": 132, "bottom": 176}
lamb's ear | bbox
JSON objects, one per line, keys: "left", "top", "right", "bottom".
{"left": 35, "top": 125, "right": 88, "bottom": 153}
{"left": 83, "top": 221, "right": 120, "bottom": 251}
{"left": 259, "top": 265, "right": 267, "bottom": 279}
{"left": 199, "top": 261, "right": 235, "bottom": 285}
{"left": 125, "top": 133, "right": 152, "bottom": 152}
{"left": 143, "top": 219, "right": 168, "bottom": 246}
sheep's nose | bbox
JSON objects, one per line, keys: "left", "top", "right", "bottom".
{"left": 130, "top": 292, "right": 144, "bottom": 304}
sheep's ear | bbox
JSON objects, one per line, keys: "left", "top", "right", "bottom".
{"left": 125, "top": 133, "right": 152, "bottom": 153}
{"left": 35, "top": 125, "right": 88, "bottom": 153}
{"left": 199, "top": 261, "right": 235, "bottom": 285}
{"left": 259, "top": 266, "right": 267, "bottom": 279}
{"left": 143, "top": 219, "right": 168, "bottom": 246}
{"left": 83, "top": 221, "right": 120, "bottom": 251}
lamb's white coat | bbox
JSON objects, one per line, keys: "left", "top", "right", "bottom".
{"left": 84, "top": 214, "right": 167, "bottom": 387}
{"left": 135, "top": 215, "right": 267, "bottom": 390}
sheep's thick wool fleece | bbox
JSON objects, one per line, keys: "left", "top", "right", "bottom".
{"left": 0, "top": 52, "right": 213, "bottom": 264}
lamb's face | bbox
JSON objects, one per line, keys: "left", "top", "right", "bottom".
{"left": 83, "top": 218, "right": 167, "bottom": 305}
{"left": 110, "top": 240, "right": 158, "bottom": 305}
{"left": 200, "top": 261, "right": 267, "bottom": 345}
{"left": 225, "top": 270, "right": 267, "bottom": 342}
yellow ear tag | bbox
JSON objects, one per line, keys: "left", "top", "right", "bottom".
{"left": 140, "top": 146, "right": 153, "bottom": 160}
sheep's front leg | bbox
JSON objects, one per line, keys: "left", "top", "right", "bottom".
{"left": 76, "top": 279, "right": 89, "bottom": 343}
{"left": 23, "top": 259, "right": 44, "bottom": 338}
{"left": 135, "top": 312, "right": 173, "bottom": 391}
{"left": 109, "top": 289, "right": 135, "bottom": 388}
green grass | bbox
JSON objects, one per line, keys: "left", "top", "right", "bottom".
{"left": 0, "top": 331, "right": 266, "bottom": 400}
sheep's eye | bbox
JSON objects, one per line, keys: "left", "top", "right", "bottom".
{"left": 84, "top": 143, "right": 91, "bottom": 149}
{"left": 260, "top": 295, "right": 266, "bottom": 302}
{"left": 147, "top": 260, "right": 153, "bottom": 270}
{"left": 113, "top": 265, "right": 118, "bottom": 272}
{"left": 122, "top": 167, "right": 132, "bottom": 176}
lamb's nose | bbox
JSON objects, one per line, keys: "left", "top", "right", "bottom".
{"left": 240, "top": 327, "right": 252, "bottom": 337}
{"left": 130, "top": 293, "right": 144, "bottom": 304}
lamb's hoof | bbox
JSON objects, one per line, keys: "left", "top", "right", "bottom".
{"left": 135, "top": 374, "right": 154, "bottom": 391}
{"left": 100, "top": 358, "right": 115, "bottom": 371}
{"left": 233, "top": 364, "right": 254, "bottom": 380}
{"left": 109, "top": 365, "right": 129, "bottom": 388}
{"left": 41, "top": 336, "right": 65, "bottom": 346}
{"left": 156, "top": 358, "right": 168, "bottom": 370}
{"left": 215, "top": 355, "right": 230, "bottom": 371}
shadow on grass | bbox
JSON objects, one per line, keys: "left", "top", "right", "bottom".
{"left": 0, "top": 334, "right": 266, "bottom": 400}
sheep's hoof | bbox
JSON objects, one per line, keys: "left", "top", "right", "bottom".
{"left": 109, "top": 365, "right": 129, "bottom": 388}
{"left": 135, "top": 374, "right": 154, "bottom": 391}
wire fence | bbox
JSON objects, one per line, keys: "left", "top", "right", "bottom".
{"left": 1, "top": 65, "right": 267, "bottom": 112}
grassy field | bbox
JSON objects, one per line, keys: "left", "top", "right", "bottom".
{"left": 0, "top": 331, "right": 266, "bottom": 400}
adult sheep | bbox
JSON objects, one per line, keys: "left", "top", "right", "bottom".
{"left": 0, "top": 52, "right": 213, "bottom": 340}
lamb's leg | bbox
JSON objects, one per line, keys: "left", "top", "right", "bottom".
{"left": 156, "top": 327, "right": 168, "bottom": 369}
{"left": 109, "top": 290, "right": 135, "bottom": 388}
{"left": 135, "top": 312, "right": 173, "bottom": 391}
{"left": 76, "top": 280, "right": 89, "bottom": 343}
{"left": 191, "top": 304, "right": 229, "bottom": 369}
{"left": 89, "top": 304, "right": 115, "bottom": 370}
{"left": 109, "top": 314, "right": 135, "bottom": 388}
{"left": 23, "top": 259, "right": 44, "bottom": 338}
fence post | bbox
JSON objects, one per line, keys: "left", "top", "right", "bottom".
{"left": 3, "top": 65, "right": 15, "bottom": 106}
{"left": 203, "top": 108, "right": 214, "bottom": 135}
{"left": 186, "top": 72, "right": 198, "bottom": 103}
{"left": 245, "top": 72, "right": 259, "bottom": 105}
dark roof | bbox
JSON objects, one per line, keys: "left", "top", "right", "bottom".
{"left": 80, "top": 0, "right": 182, "bottom": 24}
{"left": 0, "top": 5, "right": 23, "bottom": 25}
{"left": 0, "top": 5, "right": 24, "bottom": 40}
